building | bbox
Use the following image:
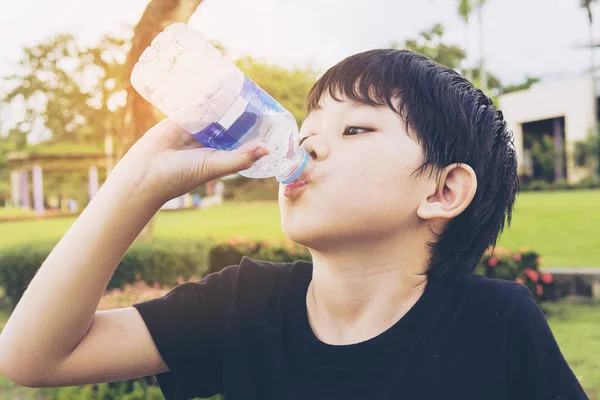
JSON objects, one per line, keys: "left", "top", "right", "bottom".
{"left": 498, "top": 74, "right": 598, "bottom": 183}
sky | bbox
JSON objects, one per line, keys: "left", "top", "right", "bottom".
{"left": 0, "top": 0, "right": 599, "bottom": 137}
{"left": 1, "top": 0, "right": 599, "bottom": 84}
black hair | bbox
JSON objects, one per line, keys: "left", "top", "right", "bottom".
{"left": 306, "top": 49, "right": 519, "bottom": 275}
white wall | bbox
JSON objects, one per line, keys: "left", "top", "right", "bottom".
{"left": 498, "top": 75, "right": 595, "bottom": 183}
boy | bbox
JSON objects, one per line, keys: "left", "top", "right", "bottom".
{"left": 0, "top": 49, "right": 588, "bottom": 399}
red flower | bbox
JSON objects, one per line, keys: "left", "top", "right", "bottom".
{"left": 541, "top": 272, "right": 553, "bottom": 284}
{"left": 513, "top": 253, "right": 522, "bottom": 261}
{"left": 488, "top": 257, "right": 500, "bottom": 267}
{"left": 524, "top": 268, "right": 539, "bottom": 282}
{"left": 536, "top": 283, "right": 544, "bottom": 296}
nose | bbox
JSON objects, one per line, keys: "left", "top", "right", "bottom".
{"left": 301, "top": 134, "right": 328, "bottom": 162}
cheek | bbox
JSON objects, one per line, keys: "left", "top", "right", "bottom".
{"left": 315, "top": 162, "right": 421, "bottom": 233}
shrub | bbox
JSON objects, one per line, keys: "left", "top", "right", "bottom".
{"left": 0, "top": 239, "right": 209, "bottom": 308}
{"left": 39, "top": 379, "right": 164, "bottom": 400}
{"left": 519, "top": 178, "right": 600, "bottom": 192}
{"left": 207, "top": 237, "right": 311, "bottom": 276}
{"left": 578, "top": 176, "right": 600, "bottom": 189}
{"left": 98, "top": 275, "right": 203, "bottom": 310}
{"left": 222, "top": 176, "right": 279, "bottom": 201}
{"left": 526, "top": 180, "right": 552, "bottom": 191}
{"left": 0, "top": 241, "right": 56, "bottom": 307}
{"left": 110, "top": 239, "right": 209, "bottom": 289}
{"left": 476, "top": 247, "right": 554, "bottom": 302}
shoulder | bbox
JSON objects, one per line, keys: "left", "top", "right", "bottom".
{"left": 206, "top": 256, "right": 312, "bottom": 309}
{"left": 218, "top": 256, "right": 311, "bottom": 289}
{"left": 451, "top": 272, "right": 532, "bottom": 323}
{"left": 458, "top": 272, "right": 530, "bottom": 299}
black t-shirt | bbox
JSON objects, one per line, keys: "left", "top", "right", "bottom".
{"left": 132, "top": 257, "right": 588, "bottom": 400}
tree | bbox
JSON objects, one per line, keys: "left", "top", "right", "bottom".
{"left": 581, "top": 0, "right": 596, "bottom": 24}
{"left": 235, "top": 57, "right": 317, "bottom": 124}
{"left": 1, "top": 34, "right": 129, "bottom": 147}
{"left": 499, "top": 76, "right": 540, "bottom": 95}
{"left": 395, "top": 24, "right": 466, "bottom": 70}
{"left": 581, "top": 0, "right": 598, "bottom": 118}
{"left": 463, "top": 67, "right": 503, "bottom": 96}
{"left": 530, "top": 135, "right": 558, "bottom": 182}
{"left": 574, "top": 126, "right": 600, "bottom": 177}
{"left": 119, "top": 0, "right": 205, "bottom": 158}
{"left": 118, "top": 0, "right": 206, "bottom": 243}
{"left": 456, "top": 0, "right": 489, "bottom": 93}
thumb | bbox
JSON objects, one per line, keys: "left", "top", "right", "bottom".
{"left": 203, "top": 141, "right": 270, "bottom": 179}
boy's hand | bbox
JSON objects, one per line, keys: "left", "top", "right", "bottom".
{"left": 125, "top": 118, "right": 269, "bottom": 204}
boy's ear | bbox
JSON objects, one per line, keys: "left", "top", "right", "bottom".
{"left": 417, "top": 163, "right": 477, "bottom": 221}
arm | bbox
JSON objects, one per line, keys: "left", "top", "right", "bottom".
{"left": 0, "top": 118, "right": 268, "bottom": 387}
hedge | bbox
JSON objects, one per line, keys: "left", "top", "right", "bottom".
{"left": 206, "top": 237, "right": 311, "bottom": 276}
{"left": 0, "top": 239, "right": 209, "bottom": 308}
{"left": 0, "top": 236, "right": 552, "bottom": 309}
{"left": 519, "top": 177, "right": 600, "bottom": 192}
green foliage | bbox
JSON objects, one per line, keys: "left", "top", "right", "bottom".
{"left": 111, "top": 239, "right": 209, "bottom": 289}
{"left": 396, "top": 24, "right": 466, "bottom": 70}
{"left": 1, "top": 32, "right": 130, "bottom": 146}
{"left": 574, "top": 129, "right": 600, "bottom": 175}
{"left": 519, "top": 178, "right": 600, "bottom": 192}
{"left": 207, "top": 237, "right": 311, "bottom": 276}
{"left": 0, "top": 239, "right": 209, "bottom": 308}
{"left": 475, "top": 247, "right": 554, "bottom": 302}
{"left": 500, "top": 76, "right": 541, "bottom": 94}
{"left": 0, "top": 241, "right": 57, "bottom": 306}
{"left": 456, "top": 0, "right": 488, "bottom": 21}
{"left": 223, "top": 175, "right": 279, "bottom": 201}
{"left": 32, "top": 380, "right": 164, "bottom": 400}
{"left": 235, "top": 56, "right": 317, "bottom": 125}
{"left": 528, "top": 134, "right": 557, "bottom": 182}
{"left": 463, "top": 67, "right": 504, "bottom": 96}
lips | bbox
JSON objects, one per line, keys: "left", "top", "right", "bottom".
{"left": 283, "top": 180, "right": 309, "bottom": 200}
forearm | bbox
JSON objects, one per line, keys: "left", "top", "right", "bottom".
{"left": 0, "top": 152, "right": 163, "bottom": 376}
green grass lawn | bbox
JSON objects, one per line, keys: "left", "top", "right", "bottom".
{"left": 0, "top": 189, "right": 599, "bottom": 267}
{"left": 0, "top": 207, "right": 34, "bottom": 219}
{"left": 497, "top": 190, "right": 600, "bottom": 267}
{"left": 0, "top": 301, "right": 598, "bottom": 399}
{"left": 543, "top": 301, "right": 600, "bottom": 398}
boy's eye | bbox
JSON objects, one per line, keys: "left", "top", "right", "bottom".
{"left": 343, "top": 126, "right": 371, "bottom": 136}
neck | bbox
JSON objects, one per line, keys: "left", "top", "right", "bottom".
{"left": 306, "top": 232, "right": 431, "bottom": 345}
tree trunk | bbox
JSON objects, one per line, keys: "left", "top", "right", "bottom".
{"left": 477, "top": 3, "right": 487, "bottom": 94}
{"left": 120, "top": 0, "right": 205, "bottom": 241}
{"left": 590, "top": 18, "right": 597, "bottom": 123}
{"left": 464, "top": 22, "right": 473, "bottom": 82}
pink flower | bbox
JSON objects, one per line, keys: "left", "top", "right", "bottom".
{"left": 515, "top": 278, "right": 525, "bottom": 285}
{"left": 524, "top": 268, "right": 539, "bottom": 282}
{"left": 541, "top": 273, "right": 553, "bottom": 284}
{"left": 536, "top": 283, "right": 544, "bottom": 296}
{"left": 512, "top": 253, "right": 522, "bottom": 261}
{"left": 488, "top": 257, "right": 500, "bottom": 267}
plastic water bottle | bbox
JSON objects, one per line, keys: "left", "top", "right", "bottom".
{"left": 130, "top": 23, "right": 312, "bottom": 185}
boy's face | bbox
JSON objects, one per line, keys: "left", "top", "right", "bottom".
{"left": 278, "top": 94, "right": 432, "bottom": 250}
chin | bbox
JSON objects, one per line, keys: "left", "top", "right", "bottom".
{"left": 281, "top": 213, "right": 361, "bottom": 251}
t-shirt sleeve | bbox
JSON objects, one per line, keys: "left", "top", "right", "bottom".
{"left": 132, "top": 265, "right": 238, "bottom": 400}
{"left": 505, "top": 289, "right": 589, "bottom": 400}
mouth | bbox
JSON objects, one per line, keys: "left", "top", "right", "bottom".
{"left": 283, "top": 180, "right": 309, "bottom": 200}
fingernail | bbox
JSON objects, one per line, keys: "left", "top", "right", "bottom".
{"left": 254, "top": 148, "right": 269, "bottom": 158}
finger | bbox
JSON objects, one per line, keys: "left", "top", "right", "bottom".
{"left": 201, "top": 141, "right": 271, "bottom": 178}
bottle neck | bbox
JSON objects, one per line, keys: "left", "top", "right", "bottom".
{"left": 276, "top": 147, "right": 313, "bottom": 185}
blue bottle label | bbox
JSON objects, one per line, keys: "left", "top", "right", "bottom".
{"left": 192, "top": 76, "right": 283, "bottom": 150}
